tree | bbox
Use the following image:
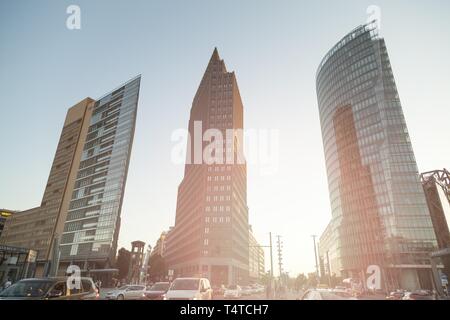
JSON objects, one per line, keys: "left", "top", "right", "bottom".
{"left": 147, "top": 254, "right": 167, "bottom": 282}
{"left": 294, "top": 273, "right": 307, "bottom": 290}
{"left": 116, "top": 247, "right": 131, "bottom": 280}
{"left": 306, "top": 272, "right": 319, "bottom": 288}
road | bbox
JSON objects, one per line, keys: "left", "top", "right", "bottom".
{"left": 214, "top": 291, "right": 302, "bottom": 300}
{"left": 98, "top": 288, "right": 302, "bottom": 300}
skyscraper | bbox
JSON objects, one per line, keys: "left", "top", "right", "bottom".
{"left": 0, "top": 76, "right": 140, "bottom": 277}
{"left": 164, "top": 49, "right": 249, "bottom": 285}
{"left": 316, "top": 23, "right": 437, "bottom": 290}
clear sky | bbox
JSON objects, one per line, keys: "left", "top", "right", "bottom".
{"left": 1, "top": 0, "right": 449, "bottom": 276}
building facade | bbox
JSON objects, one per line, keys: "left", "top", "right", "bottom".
{"left": 316, "top": 23, "right": 437, "bottom": 290}
{"left": 58, "top": 76, "right": 141, "bottom": 272}
{"left": 0, "top": 76, "right": 140, "bottom": 277}
{"left": 164, "top": 48, "right": 249, "bottom": 286}
{"left": 0, "top": 209, "right": 16, "bottom": 239}
{"left": 249, "top": 225, "right": 265, "bottom": 282}
{"left": 151, "top": 231, "right": 169, "bottom": 258}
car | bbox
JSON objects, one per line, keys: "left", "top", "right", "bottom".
{"left": 223, "top": 284, "right": 242, "bottom": 299}
{"left": 144, "top": 282, "right": 170, "bottom": 300}
{"left": 300, "top": 289, "right": 357, "bottom": 300}
{"left": 105, "top": 284, "right": 147, "bottom": 300}
{"left": 402, "top": 290, "right": 435, "bottom": 300}
{"left": 164, "top": 278, "right": 212, "bottom": 300}
{"left": 0, "top": 277, "right": 98, "bottom": 300}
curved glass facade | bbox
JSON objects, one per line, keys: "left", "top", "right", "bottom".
{"left": 316, "top": 24, "right": 437, "bottom": 290}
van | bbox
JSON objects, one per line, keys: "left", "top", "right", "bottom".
{"left": 164, "top": 277, "right": 212, "bottom": 300}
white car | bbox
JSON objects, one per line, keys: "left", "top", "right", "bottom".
{"left": 224, "top": 284, "right": 242, "bottom": 299}
{"left": 164, "top": 278, "right": 212, "bottom": 300}
{"left": 105, "top": 285, "right": 146, "bottom": 300}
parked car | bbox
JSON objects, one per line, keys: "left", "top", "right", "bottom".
{"left": 144, "top": 282, "right": 170, "bottom": 300}
{"left": 224, "top": 284, "right": 242, "bottom": 299}
{"left": 402, "top": 290, "right": 435, "bottom": 300}
{"left": 105, "top": 284, "right": 146, "bottom": 300}
{"left": 0, "top": 277, "right": 98, "bottom": 300}
{"left": 300, "top": 289, "right": 357, "bottom": 300}
{"left": 164, "top": 278, "right": 212, "bottom": 300}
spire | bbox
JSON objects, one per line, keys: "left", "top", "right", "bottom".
{"left": 194, "top": 47, "right": 228, "bottom": 101}
{"left": 204, "top": 47, "right": 226, "bottom": 76}
{"left": 210, "top": 47, "right": 220, "bottom": 62}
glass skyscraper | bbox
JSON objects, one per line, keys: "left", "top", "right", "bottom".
{"left": 316, "top": 23, "right": 437, "bottom": 290}
{"left": 0, "top": 76, "right": 140, "bottom": 278}
{"left": 58, "top": 76, "right": 140, "bottom": 270}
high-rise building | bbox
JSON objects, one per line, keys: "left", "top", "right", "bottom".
{"left": 0, "top": 76, "right": 140, "bottom": 277}
{"left": 164, "top": 48, "right": 249, "bottom": 286}
{"left": 58, "top": 76, "right": 140, "bottom": 273}
{"left": 316, "top": 23, "right": 437, "bottom": 290}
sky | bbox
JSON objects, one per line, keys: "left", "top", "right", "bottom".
{"left": 0, "top": 0, "right": 449, "bottom": 277}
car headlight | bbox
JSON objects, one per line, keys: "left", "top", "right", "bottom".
{"left": 162, "top": 294, "right": 167, "bottom": 300}
{"left": 191, "top": 297, "right": 198, "bottom": 300}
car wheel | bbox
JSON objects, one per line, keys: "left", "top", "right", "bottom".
{"left": 117, "top": 294, "right": 124, "bottom": 300}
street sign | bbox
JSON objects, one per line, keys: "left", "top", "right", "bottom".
{"left": 168, "top": 269, "right": 174, "bottom": 276}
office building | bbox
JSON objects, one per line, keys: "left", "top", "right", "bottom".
{"left": 0, "top": 76, "right": 140, "bottom": 277}
{"left": 164, "top": 48, "right": 249, "bottom": 285}
{"left": 316, "top": 23, "right": 437, "bottom": 290}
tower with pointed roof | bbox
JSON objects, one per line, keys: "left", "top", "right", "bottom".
{"left": 164, "top": 48, "right": 249, "bottom": 285}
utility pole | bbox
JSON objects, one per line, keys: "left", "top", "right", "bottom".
{"left": 269, "top": 232, "right": 274, "bottom": 280}
{"left": 276, "top": 235, "right": 283, "bottom": 282}
{"left": 269, "top": 232, "right": 274, "bottom": 299}
{"left": 311, "top": 235, "right": 319, "bottom": 280}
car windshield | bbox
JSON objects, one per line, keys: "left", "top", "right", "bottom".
{"left": 150, "top": 283, "right": 169, "bottom": 291}
{"left": 0, "top": 280, "right": 54, "bottom": 298}
{"left": 170, "top": 279, "right": 199, "bottom": 291}
{"left": 227, "top": 285, "right": 237, "bottom": 290}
